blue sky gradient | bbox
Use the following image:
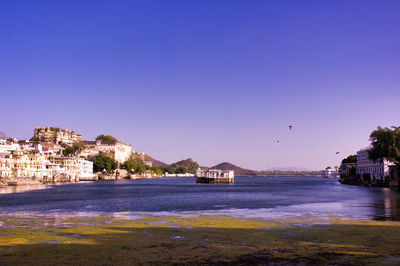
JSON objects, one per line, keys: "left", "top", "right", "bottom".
{"left": 1, "top": 0, "right": 399, "bottom": 170}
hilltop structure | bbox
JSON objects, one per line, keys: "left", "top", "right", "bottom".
{"left": 34, "top": 126, "right": 82, "bottom": 145}
{"left": 82, "top": 140, "right": 132, "bottom": 164}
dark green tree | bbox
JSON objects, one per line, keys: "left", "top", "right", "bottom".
{"left": 369, "top": 126, "right": 400, "bottom": 165}
{"left": 96, "top": 135, "right": 117, "bottom": 142}
{"left": 121, "top": 154, "right": 145, "bottom": 174}
{"left": 341, "top": 155, "right": 357, "bottom": 164}
{"left": 169, "top": 158, "right": 199, "bottom": 174}
{"left": 90, "top": 153, "right": 118, "bottom": 173}
{"left": 62, "top": 142, "right": 86, "bottom": 156}
{"left": 349, "top": 167, "right": 356, "bottom": 177}
{"left": 161, "top": 167, "right": 175, "bottom": 174}
{"left": 63, "top": 147, "right": 76, "bottom": 156}
{"left": 369, "top": 126, "right": 400, "bottom": 187}
{"left": 151, "top": 167, "right": 163, "bottom": 176}
{"left": 29, "top": 137, "right": 40, "bottom": 142}
{"left": 73, "top": 142, "right": 86, "bottom": 150}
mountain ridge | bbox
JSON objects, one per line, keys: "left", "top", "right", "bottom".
{"left": 210, "top": 162, "right": 258, "bottom": 176}
{"left": 146, "top": 156, "right": 322, "bottom": 176}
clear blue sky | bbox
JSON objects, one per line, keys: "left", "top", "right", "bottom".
{"left": 1, "top": 0, "right": 399, "bottom": 170}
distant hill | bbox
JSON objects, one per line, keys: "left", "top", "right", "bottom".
{"left": 170, "top": 158, "right": 199, "bottom": 173}
{"left": 143, "top": 154, "right": 321, "bottom": 176}
{"left": 210, "top": 162, "right": 258, "bottom": 176}
{"left": 151, "top": 159, "right": 169, "bottom": 167}
{"left": 143, "top": 155, "right": 199, "bottom": 170}
{"left": 143, "top": 154, "right": 169, "bottom": 167}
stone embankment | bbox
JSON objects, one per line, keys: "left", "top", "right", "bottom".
{"left": 0, "top": 169, "right": 165, "bottom": 187}
{"left": 98, "top": 169, "right": 163, "bottom": 181}
{"left": 0, "top": 177, "right": 43, "bottom": 187}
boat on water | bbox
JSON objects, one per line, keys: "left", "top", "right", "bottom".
{"left": 195, "top": 168, "right": 234, "bottom": 184}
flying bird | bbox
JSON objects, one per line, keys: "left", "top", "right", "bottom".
{"left": 288, "top": 125, "right": 293, "bottom": 130}
{"left": 336, "top": 152, "right": 340, "bottom": 154}
{"left": 277, "top": 140, "right": 280, "bottom": 143}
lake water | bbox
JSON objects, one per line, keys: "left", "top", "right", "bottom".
{"left": 0, "top": 176, "right": 400, "bottom": 221}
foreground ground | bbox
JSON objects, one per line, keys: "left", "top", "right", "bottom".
{"left": 1, "top": 214, "right": 400, "bottom": 265}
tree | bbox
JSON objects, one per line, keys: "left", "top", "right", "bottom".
{"left": 90, "top": 153, "right": 118, "bottom": 173}
{"left": 169, "top": 158, "right": 199, "bottom": 174}
{"left": 29, "top": 137, "right": 40, "bottom": 142}
{"left": 96, "top": 135, "right": 117, "bottom": 142}
{"left": 63, "top": 147, "right": 76, "bottom": 156}
{"left": 135, "top": 163, "right": 145, "bottom": 174}
{"left": 62, "top": 142, "right": 86, "bottom": 156}
{"left": 369, "top": 126, "right": 400, "bottom": 188}
{"left": 73, "top": 142, "right": 86, "bottom": 150}
{"left": 151, "top": 167, "right": 163, "bottom": 176}
{"left": 161, "top": 166, "right": 175, "bottom": 174}
{"left": 121, "top": 154, "right": 145, "bottom": 174}
{"left": 369, "top": 126, "right": 400, "bottom": 165}
{"left": 341, "top": 155, "right": 357, "bottom": 164}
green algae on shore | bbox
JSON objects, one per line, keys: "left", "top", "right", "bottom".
{"left": 1, "top": 214, "right": 400, "bottom": 265}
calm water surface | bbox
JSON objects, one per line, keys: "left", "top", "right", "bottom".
{"left": 0, "top": 176, "right": 399, "bottom": 220}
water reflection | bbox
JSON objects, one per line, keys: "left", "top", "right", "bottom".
{"left": 0, "top": 184, "right": 50, "bottom": 194}
{"left": 374, "top": 188, "right": 400, "bottom": 220}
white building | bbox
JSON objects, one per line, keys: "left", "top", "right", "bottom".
{"left": 0, "top": 150, "right": 49, "bottom": 179}
{"left": 356, "top": 147, "right": 394, "bottom": 185}
{"left": 48, "top": 156, "right": 79, "bottom": 181}
{"left": 78, "top": 159, "right": 96, "bottom": 180}
{"left": 322, "top": 168, "right": 338, "bottom": 178}
{"left": 0, "top": 140, "right": 94, "bottom": 183}
{"left": 82, "top": 140, "right": 132, "bottom": 163}
{"left": 0, "top": 139, "right": 19, "bottom": 154}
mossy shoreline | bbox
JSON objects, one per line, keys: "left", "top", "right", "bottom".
{"left": 1, "top": 214, "right": 400, "bottom": 265}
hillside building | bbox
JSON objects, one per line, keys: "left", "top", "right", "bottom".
{"left": 0, "top": 150, "right": 48, "bottom": 179}
{"left": 0, "top": 139, "right": 19, "bottom": 154}
{"left": 34, "top": 126, "right": 82, "bottom": 145}
{"left": 48, "top": 156, "right": 79, "bottom": 181}
{"left": 82, "top": 140, "right": 132, "bottom": 163}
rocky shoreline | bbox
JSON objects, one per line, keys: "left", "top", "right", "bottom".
{"left": 0, "top": 177, "right": 43, "bottom": 187}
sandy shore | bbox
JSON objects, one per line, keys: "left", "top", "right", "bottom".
{"left": 1, "top": 213, "right": 400, "bottom": 265}
{"left": 0, "top": 177, "right": 43, "bottom": 187}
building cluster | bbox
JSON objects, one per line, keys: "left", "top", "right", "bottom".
{"left": 0, "top": 126, "right": 135, "bottom": 184}
{"left": 34, "top": 126, "right": 82, "bottom": 145}
{"left": 340, "top": 147, "right": 396, "bottom": 187}
{"left": 0, "top": 138, "right": 95, "bottom": 183}
{"left": 33, "top": 126, "right": 133, "bottom": 164}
